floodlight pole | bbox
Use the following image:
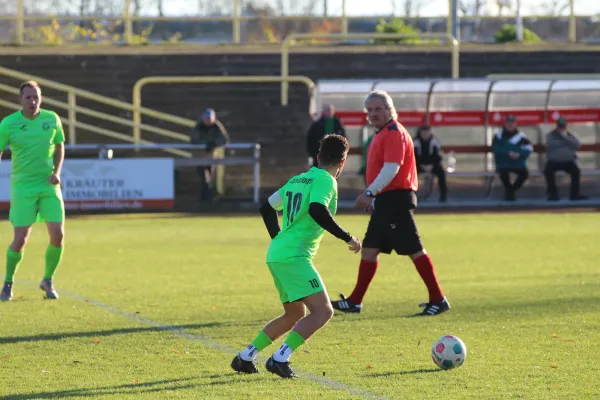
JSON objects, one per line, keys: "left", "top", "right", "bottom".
{"left": 449, "top": 0, "right": 459, "bottom": 41}
{"left": 516, "top": 0, "right": 523, "bottom": 42}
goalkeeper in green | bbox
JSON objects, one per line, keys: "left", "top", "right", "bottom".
{"left": 231, "top": 134, "right": 361, "bottom": 378}
{"left": 0, "top": 81, "right": 66, "bottom": 301}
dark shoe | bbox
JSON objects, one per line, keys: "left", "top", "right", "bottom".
{"left": 416, "top": 297, "right": 451, "bottom": 316}
{"left": 331, "top": 293, "right": 362, "bottom": 314}
{"left": 570, "top": 195, "right": 589, "bottom": 201}
{"left": 547, "top": 195, "right": 560, "bottom": 201}
{"left": 265, "top": 356, "right": 296, "bottom": 378}
{"left": 0, "top": 282, "right": 13, "bottom": 302}
{"left": 231, "top": 354, "right": 260, "bottom": 374}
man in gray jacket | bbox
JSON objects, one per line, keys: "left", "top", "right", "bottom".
{"left": 189, "top": 108, "right": 229, "bottom": 202}
{"left": 544, "top": 117, "right": 587, "bottom": 201}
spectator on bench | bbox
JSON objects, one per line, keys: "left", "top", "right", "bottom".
{"left": 413, "top": 125, "right": 447, "bottom": 202}
{"left": 306, "top": 104, "right": 346, "bottom": 168}
{"left": 492, "top": 115, "right": 533, "bottom": 201}
{"left": 189, "top": 108, "right": 229, "bottom": 203}
{"left": 544, "top": 117, "right": 588, "bottom": 201}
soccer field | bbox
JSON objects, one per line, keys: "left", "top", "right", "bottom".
{"left": 1, "top": 212, "right": 599, "bottom": 400}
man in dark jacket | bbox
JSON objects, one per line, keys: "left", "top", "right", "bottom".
{"left": 544, "top": 117, "right": 587, "bottom": 201}
{"left": 492, "top": 115, "right": 533, "bottom": 201}
{"left": 414, "top": 125, "right": 447, "bottom": 202}
{"left": 306, "top": 104, "right": 346, "bottom": 167}
{"left": 189, "top": 108, "right": 229, "bottom": 202}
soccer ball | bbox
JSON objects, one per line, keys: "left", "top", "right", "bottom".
{"left": 431, "top": 335, "right": 467, "bottom": 370}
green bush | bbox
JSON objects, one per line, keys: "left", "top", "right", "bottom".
{"left": 374, "top": 18, "right": 436, "bottom": 44}
{"left": 494, "top": 24, "right": 541, "bottom": 43}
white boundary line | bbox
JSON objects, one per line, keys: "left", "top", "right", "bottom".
{"left": 11, "top": 280, "right": 391, "bottom": 400}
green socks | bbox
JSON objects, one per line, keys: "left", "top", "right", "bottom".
{"left": 239, "top": 330, "right": 307, "bottom": 362}
{"left": 44, "top": 244, "right": 64, "bottom": 280}
{"left": 239, "top": 331, "right": 273, "bottom": 361}
{"left": 4, "top": 244, "right": 63, "bottom": 284}
{"left": 251, "top": 331, "right": 273, "bottom": 352}
{"left": 273, "top": 331, "right": 306, "bottom": 362}
{"left": 5, "top": 248, "right": 23, "bottom": 283}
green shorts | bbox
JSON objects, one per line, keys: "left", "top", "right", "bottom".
{"left": 10, "top": 186, "right": 65, "bottom": 227}
{"left": 267, "top": 260, "right": 326, "bottom": 304}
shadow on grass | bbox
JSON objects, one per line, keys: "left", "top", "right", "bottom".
{"left": 368, "top": 368, "right": 441, "bottom": 377}
{"left": 0, "top": 322, "right": 223, "bottom": 344}
{"left": 366, "top": 295, "right": 600, "bottom": 320}
{"left": 3, "top": 376, "right": 248, "bottom": 399}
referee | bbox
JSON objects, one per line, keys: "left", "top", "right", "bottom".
{"left": 331, "top": 91, "right": 450, "bottom": 316}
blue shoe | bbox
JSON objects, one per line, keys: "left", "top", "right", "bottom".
{"left": 40, "top": 279, "right": 59, "bottom": 300}
{"left": 1, "top": 282, "right": 13, "bottom": 302}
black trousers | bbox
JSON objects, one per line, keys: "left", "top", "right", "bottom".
{"left": 418, "top": 163, "right": 447, "bottom": 198}
{"left": 197, "top": 166, "right": 215, "bottom": 201}
{"left": 498, "top": 168, "right": 529, "bottom": 193}
{"left": 544, "top": 161, "right": 581, "bottom": 199}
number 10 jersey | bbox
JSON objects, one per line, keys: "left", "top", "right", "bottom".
{"left": 266, "top": 166, "right": 338, "bottom": 264}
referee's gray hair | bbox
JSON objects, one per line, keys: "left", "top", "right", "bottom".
{"left": 364, "top": 90, "right": 397, "bottom": 120}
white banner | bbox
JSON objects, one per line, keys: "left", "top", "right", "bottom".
{"left": 0, "top": 158, "right": 174, "bottom": 211}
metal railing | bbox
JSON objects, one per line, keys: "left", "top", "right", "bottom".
{"left": 281, "top": 33, "right": 459, "bottom": 106}
{"left": 2, "top": 0, "right": 584, "bottom": 45}
{"left": 0, "top": 66, "right": 198, "bottom": 157}
{"left": 64, "top": 143, "right": 262, "bottom": 204}
{"left": 132, "top": 75, "right": 316, "bottom": 141}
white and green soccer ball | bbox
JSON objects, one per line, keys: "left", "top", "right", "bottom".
{"left": 431, "top": 335, "right": 467, "bottom": 370}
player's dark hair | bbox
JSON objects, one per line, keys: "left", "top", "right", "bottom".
{"left": 19, "top": 81, "right": 41, "bottom": 96}
{"left": 318, "top": 134, "right": 349, "bottom": 166}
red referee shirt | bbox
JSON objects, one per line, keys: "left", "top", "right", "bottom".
{"left": 366, "top": 119, "right": 418, "bottom": 193}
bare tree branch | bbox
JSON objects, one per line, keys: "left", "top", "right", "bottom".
{"left": 390, "top": 0, "right": 430, "bottom": 17}
{"left": 459, "top": 0, "right": 485, "bottom": 16}
{"left": 539, "top": 0, "right": 570, "bottom": 16}
{"left": 495, "top": 0, "right": 513, "bottom": 16}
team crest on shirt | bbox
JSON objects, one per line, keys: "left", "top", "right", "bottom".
{"left": 43, "top": 122, "right": 50, "bottom": 130}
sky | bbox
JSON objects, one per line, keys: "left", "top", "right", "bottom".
{"left": 160, "top": 0, "right": 599, "bottom": 17}
{"left": 21, "top": 0, "right": 599, "bottom": 18}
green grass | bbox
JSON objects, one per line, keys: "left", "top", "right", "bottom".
{"left": 1, "top": 212, "right": 599, "bottom": 399}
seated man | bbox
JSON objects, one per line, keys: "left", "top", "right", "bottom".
{"left": 544, "top": 117, "right": 587, "bottom": 201}
{"left": 413, "top": 125, "right": 447, "bottom": 202}
{"left": 492, "top": 115, "right": 533, "bottom": 201}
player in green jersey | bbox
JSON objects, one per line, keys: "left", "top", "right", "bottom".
{"left": 231, "top": 134, "right": 361, "bottom": 378}
{"left": 0, "top": 81, "right": 66, "bottom": 301}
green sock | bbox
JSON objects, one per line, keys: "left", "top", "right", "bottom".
{"left": 44, "top": 244, "right": 64, "bottom": 280}
{"left": 5, "top": 248, "right": 23, "bottom": 283}
{"left": 273, "top": 330, "right": 306, "bottom": 362}
{"left": 251, "top": 331, "right": 273, "bottom": 352}
{"left": 283, "top": 330, "right": 306, "bottom": 351}
{"left": 239, "top": 331, "right": 273, "bottom": 361}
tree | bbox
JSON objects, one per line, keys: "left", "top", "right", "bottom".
{"left": 495, "top": 0, "right": 513, "bottom": 16}
{"left": 539, "top": 0, "right": 570, "bottom": 16}
{"left": 390, "top": 0, "right": 430, "bottom": 18}
{"left": 494, "top": 24, "right": 541, "bottom": 43}
{"left": 459, "top": 0, "right": 485, "bottom": 16}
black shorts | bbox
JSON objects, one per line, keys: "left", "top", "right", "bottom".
{"left": 362, "top": 190, "right": 423, "bottom": 256}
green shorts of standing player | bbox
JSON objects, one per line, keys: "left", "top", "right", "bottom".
{"left": 231, "top": 134, "right": 361, "bottom": 378}
{"left": 0, "top": 81, "right": 66, "bottom": 302}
